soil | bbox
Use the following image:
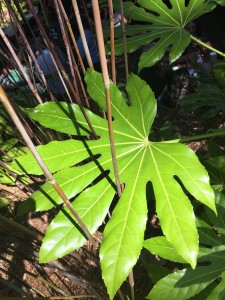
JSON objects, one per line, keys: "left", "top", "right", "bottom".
{"left": 0, "top": 108, "right": 224, "bottom": 300}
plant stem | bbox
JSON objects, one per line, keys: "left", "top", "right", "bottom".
{"left": 108, "top": 0, "right": 116, "bottom": 83}
{"left": 71, "top": 0, "right": 94, "bottom": 69}
{"left": 191, "top": 35, "right": 225, "bottom": 58}
{"left": 0, "top": 87, "right": 97, "bottom": 248}
{"left": 117, "top": 289, "right": 125, "bottom": 300}
{"left": 0, "top": 214, "right": 43, "bottom": 241}
{"left": 119, "top": 0, "right": 129, "bottom": 84}
{"left": 165, "top": 129, "right": 225, "bottom": 143}
{"left": 0, "top": 28, "right": 43, "bottom": 105}
{"left": 58, "top": 0, "right": 86, "bottom": 75}
{"left": 5, "top": 0, "right": 55, "bottom": 101}
{"left": 91, "top": 0, "right": 122, "bottom": 197}
{"left": 25, "top": 0, "right": 98, "bottom": 139}
{"left": 129, "top": 271, "right": 135, "bottom": 300}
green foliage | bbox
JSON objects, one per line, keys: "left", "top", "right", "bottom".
{"left": 0, "top": 114, "right": 29, "bottom": 185}
{"left": 13, "top": 70, "right": 216, "bottom": 299}
{"left": 146, "top": 199, "right": 225, "bottom": 300}
{"left": 110, "top": 0, "right": 216, "bottom": 71}
{"left": 145, "top": 149, "right": 225, "bottom": 299}
{"left": 181, "top": 62, "right": 225, "bottom": 120}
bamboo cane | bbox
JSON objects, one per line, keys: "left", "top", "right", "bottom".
{"left": 4, "top": 0, "right": 55, "bottom": 101}
{"left": 52, "top": 0, "right": 79, "bottom": 104}
{"left": 57, "top": 0, "right": 86, "bottom": 75}
{"left": 108, "top": 0, "right": 116, "bottom": 83}
{"left": 0, "top": 28, "right": 43, "bottom": 104}
{"left": 119, "top": 0, "right": 129, "bottom": 84}
{"left": 71, "top": 0, "right": 94, "bottom": 69}
{"left": 91, "top": 0, "right": 122, "bottom": 196}
{"left": 57, "top": 0, "right": 91, "bottom": 108}
{"left": 25, "top": 0, "right": 98, "bottom": 139}
{"left": 0, "top": 86, "right": 97, "bottom": 248}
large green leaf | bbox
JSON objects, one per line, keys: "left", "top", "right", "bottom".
{"left": 110, "top": 0, "right": 216, "bottom": 71}
{"left": 15, "top": 70, "right": 215, "bottom": 299}
{"left": 146, "top": 200, "right": 225, "bottom": 300}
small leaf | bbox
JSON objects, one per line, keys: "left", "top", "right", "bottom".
{"left": 0, "top": 197, "right": 10, "bottom": 208}
{"left": 146, "top": 267, "right": 219, "bottom": 300}
{"left": 144, "top": 237, "right": 187, "bottom": 263}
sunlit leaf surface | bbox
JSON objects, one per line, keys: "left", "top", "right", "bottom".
{"left": 15, "top": 70, "right": 215, "bottom": 299}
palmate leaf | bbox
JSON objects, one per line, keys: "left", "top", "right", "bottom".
{"left": 14, "top": 70, "right": 215, "bottom": 299}
{"left": 111, "top": 0, "right": 216, "bottom": 71}
{"left": 146, "top": 200, "right": 225, "bottom": 300}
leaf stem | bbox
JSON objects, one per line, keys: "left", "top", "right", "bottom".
{"left": 165, "top": 129, "right": 225, "bottom": 143}
{"left": 129, "top": 271, "right": 135, "bottom": 300}
{"left": 0, "top": 87, "right": 97, "bottom": 248}
{"left": 191, "top": 35, "right": 225, "bottom": 58}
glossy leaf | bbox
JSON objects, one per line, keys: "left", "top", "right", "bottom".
{"left": 16, "top": 70, "right": 215, "bottom": 299}
{"left": 111, "top": 0, "right": 216, "bottom": 71}
{"left": 146, "top": 207, "right": 225, "bottom": 300}
{"left": 143, "top": 236, "right": 186, "bottom": 263}
{"left": 40, "top": 178, "right": 115, "bottom": 262}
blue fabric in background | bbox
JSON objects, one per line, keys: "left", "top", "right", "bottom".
{"left": 76, "top": 29, "right": 100, "bottom": 65}
{"left": 35, "top": 48, "right": 67, "bottom": 96}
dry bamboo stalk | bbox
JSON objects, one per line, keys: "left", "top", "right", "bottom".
{"left": 71, "top": 0, "right": 94, "bottom": 69}
{"left": 0, "top": 86, "right": 97, "bottom": 248}
{"left": 119, "top": 0, "right": 129, "bottom": 84}
{"left": 25, "top": 0, "right": 98, "bottom": 138}
{"left": 57, "top": 0, "right": 90, "bottom": 108}
{"left": 0, "top": 28, "right": 43, "bottom": 104}
{"left": 58, "top": 0, "right": 86, "bottom": 74}
{"left": 4, "top": 0, "right": 55, "bottom": 101}
{"left": 108, "top": 0, "right": 116, "bottom": 83}
{"left": 53, "top": 0, "right": 79, "bottom": 104}
{"left": 91, "top": 0, "right": 122, "bottom": 196}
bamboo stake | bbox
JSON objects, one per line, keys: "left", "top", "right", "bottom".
{"left": 25, "top": 0, "right": 98, "bottom": 139}
{"left": 119, "top": 0, "right": 129, "bottom": 84}
{"left": 71, "top": 0, "right": 94, "bottom": 69}
{"left": 0, "top": 87, "right": 97, "bottom": 248}
{"left": 91, "top": 0, "right": 122, "bottom": 196}
{"left": 4, "top": 0, "right": 55, "bottom": 101}
{"left": 57, "top": 0, "right": 91, "bottom": 108}
{"left": 108, "top": 0, "right": 116, "bottom": 83}
{"left": 53, "top": 0, "right": 79, "bottom": 104}
{"left": 58, "top": 0, "right": 86, "bottom": 75}
{"left": 0, "top": 28, "right": 43, "bottom": 104}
